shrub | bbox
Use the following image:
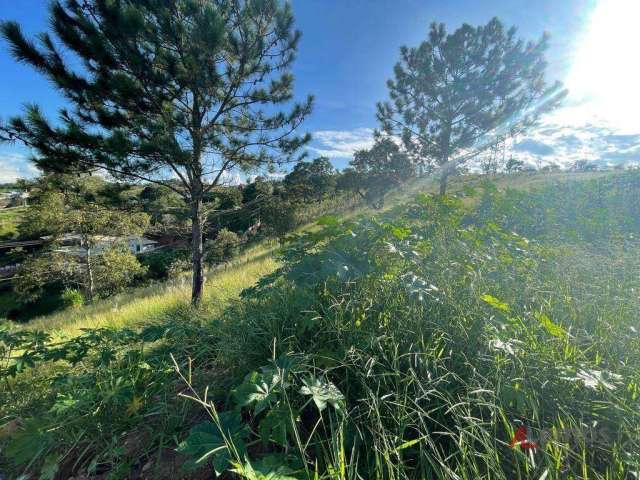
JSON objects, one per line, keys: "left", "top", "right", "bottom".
{"left": 139, "top": 248, "right": 189, "bottom": 280}
{"left": 60, "top": 288, "right": 84, "bottom": 309}
{"left": 205, "top": 228, "right": 240, "bottom": 264}
{"left": 167, "top": 258, "right": 192, "bottom": 279}
{"left": 260, "top": 197, "right": 300, "bottom": 239}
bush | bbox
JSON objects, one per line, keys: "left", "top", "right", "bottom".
{"left": 61, "top": 288, "right": 84, "bottom": 309}
{"left": 201, "top": 193, "right": 640, "bottom": 479}
{"left": 139, "top": 248, "right": 189, "bottom": 280}
{"left": 3, "top": 176, "right": 640, "bottom": 479}
{"left": 167, "top": 258, "right": 192, "bottom": 278}
{"left": 260, "top": 197, "right": 300, "bottom": 239}
{"left": 205, "top": 228, "right": 240, "bottom": 264}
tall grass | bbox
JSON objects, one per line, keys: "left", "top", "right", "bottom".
{"left": 2, "top": 171, "right": 638, "bottom": 479}
{"left": 22, "top": 242, "right": 279, "bottom": 337}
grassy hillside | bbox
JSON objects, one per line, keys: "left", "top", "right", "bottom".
{"left": 25, "top": 242, "right": 280, "bottom": 337}
{"left": 0, "top": 207, "right": 25, "bottom": 240}
{"left": 1, "top": 170, "right": 637, "bottom": 479}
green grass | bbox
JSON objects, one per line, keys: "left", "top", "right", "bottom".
{"left": 0, "top": 206, "right": 26, "bottom": 239}
{"left": 24, "top": 241, "right": 280, "bottom": 337}
{"left": 2, "top": 170, "right": 639, "bottom": 479}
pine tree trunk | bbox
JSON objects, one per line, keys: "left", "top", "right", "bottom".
{"left": 439, "top": 170, "right": 449, "bottom": 195}
{"left": 439, "top": 122, "right": 452, "bottom": 196}
{"left": 190, "top": 193, "right": 205, "bottom": 307}
{"left": 85, "top": 244, "right": 94, "bottom": 303}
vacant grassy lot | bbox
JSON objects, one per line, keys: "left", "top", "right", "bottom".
{"left": 1, "top": 171, "right": 637, "bottom": 480}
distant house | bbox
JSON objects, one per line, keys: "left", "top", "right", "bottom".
{"left": 46, "top": 234, "right": 158, "bottom": 257}
{"left": 0, "top": 191, "right": 29, "bottom": 208}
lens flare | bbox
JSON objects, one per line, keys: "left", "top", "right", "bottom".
{"left": 565, "top": 0, "right": 640, "bottom": 132}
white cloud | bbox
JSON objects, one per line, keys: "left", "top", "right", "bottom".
{"left": 0, "top": 150, "right": 39, "bottom": 183}
{"left": 505, "top": 120, "right": 640, "bottom": 169}
{"left": 246, "top": 172, "right": 285, "bottom": 183}
{"left": 309, "top": 128, "right": 375, "bottom": 158}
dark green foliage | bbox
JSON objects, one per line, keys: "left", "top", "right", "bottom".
{"left": 204, "top": 228, "right": 240, "bottom": 264}
{"left": 377, "top": 18, "right": 565, "bottom": 194}
{"left": 505, "top": 157, "right": 525, "bottom": 173}
{"left": 243, "top": 177, "right": 275, "bottom": 204}
{"left": 475, "top": 170, "right": 640, "bottom": 242}
{"left": 2, "top": 177, "right": 639, "bottom": 478}
{"left": 139, "top": 248, "right": 190, "bottom": 280}
{"left": 283, "top": 157, "right": 337, "bottom": 201}
{"left": 13, "top": 177, "right": 149, "bottom": 303}
{"left": 260, "top": 197, "right": 300, "bottom": 240}
{"left": 1, "top": 0, "right": 312, "bottom": 305}
{"left": 210, "top": 190, "right": 639, "bottom": 478}
{"left": 338, "top": 137, "right": 414, "bottom": 208}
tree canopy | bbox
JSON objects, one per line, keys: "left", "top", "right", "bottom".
{"left": 338, "top": 137, "right": 414, "bottom": 208}
{"left": 377, "top": 18, "right": 565, "bottom": 194}
{"left": 15, "top": 176, "right": 149, "bottom": 302}
{"left": 284, "top": 157, "right": 337, "bottom": 201}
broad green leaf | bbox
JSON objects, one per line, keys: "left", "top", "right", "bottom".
{"left": 300, "top": 376, "right": 345, "bottom": 413}
{"left": 232, "top": 453, "right": 303, "bottom": 480}
{"left": 233, "top": 370, "right": 281, "bottom": 415}
{"left": 177, "top": 412, "right": 249, "bottom": 475}
{"left": 259, "top": 404, "right": 295, "bottom": 446}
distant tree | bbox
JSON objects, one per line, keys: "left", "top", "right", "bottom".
{"left": 284, "top": 157, "right": 337, "bottom": 201}
{"left": 480, "top": 139, "right": 508, "bottom": 175}
{"left": 505, "top": 157, "right": 525, "bottom": 173}
{"left": 1, "top": 0, "right": 312, "bottom": 306}
{"left": 15, "top": 186, "right": 149, "bottom": 302}
{"left": 260, "top": 197, "right": 299, "bottom": 240}
{"left": 139, "top": 184, "right": 189, "bottom": 237}
{"left": 338, "top": 137, "right": 414, "bottom": 208}
{"left": 243, "top": 177, "right": 274, "bottom": 204}
{"left": 540, "top": 163, "right": 561, "bottom": 172}
{"left": 572, "top": 160, "right": 597, "bottom": 172}
{"left": 377, "top": 18, "right": 565, "bottom": 195}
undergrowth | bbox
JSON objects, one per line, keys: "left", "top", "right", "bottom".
{"left": 1, "top": 172, "right": 639, "bottom": 479}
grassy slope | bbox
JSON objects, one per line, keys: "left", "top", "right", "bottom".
{"left": 2, "top": 169, "right": 634, "bottom": 480}
{"left": 0, "top": 206, "right": 26, "bottom": 239}
{"left": 16, "top": 171, "right": 608, "bottom": 337}
{"left": 25, "top": 242, "right": 280, "bottom": 337}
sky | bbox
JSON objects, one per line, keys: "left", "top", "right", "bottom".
{"left": 0, "top": 0, "right": 639, "bottom": 182}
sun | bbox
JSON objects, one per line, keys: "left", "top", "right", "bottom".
{"left": 565, "top": 0, "right": 640, "bottom": 132}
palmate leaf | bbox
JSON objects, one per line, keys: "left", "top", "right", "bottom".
{"left": 233, "top": 369, "right": 282, "bottom": 416}
{"left": 177, "top": 412, "right": 249, "bottom": 475}
{"left": 259, "top": 404, "right": 296, "bottom": 447}
{"left": 232, "top": 453, "right": 304, "bottom": 480}
{"left": 300, "top": 376, "right": 345, "bottom": 413}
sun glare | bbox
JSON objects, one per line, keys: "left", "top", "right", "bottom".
{"left": 565, "top": 0, "right": 640, "bottom": 132}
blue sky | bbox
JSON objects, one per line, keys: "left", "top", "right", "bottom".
{"left": 1, "top": 0, "right": 638, "bottom": 182}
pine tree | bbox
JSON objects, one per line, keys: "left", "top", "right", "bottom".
{"left": 377, "top": 18, "right": 565, "bottom": 195}
{"left": 1, "top": 0, "right": 312, "bottom": 305}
